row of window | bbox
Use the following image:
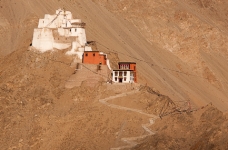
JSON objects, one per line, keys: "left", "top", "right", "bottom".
{"left": 69, "top": 28, "right": 77, "bottom": 32}
{"left": 113, "top": 71, "right": 135, "bottom": 77}
{"left": 114, "top": 77, "right": 127, "bottom": 81}
{"left": 54, "top": 37, "right": 69, "bottom": 40}
{"left": 113, "top": 71, "right": 127, "bottom": 77}
{"left": 85, "top": 53, "right": 96, "bottom": 57}
{"left": 119, "top": 64, "right": 130, "bottom": 69}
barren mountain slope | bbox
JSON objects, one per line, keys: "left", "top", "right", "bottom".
{"left": 93, "top": 0, "right": 228, "bottom": 111}
{"left": 1, "top": 48, "right": 227, "bottom": 149}
{"left": 0, "top": 0, "right": 228, "bottom": 112}
{"left": 1, "top": 1, "right": 228, "bottom": 149}
{"left": 133, "top": 105, "right": 228, "bottom": 150}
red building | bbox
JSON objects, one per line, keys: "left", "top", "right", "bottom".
{"left": 82, "top": 51, "right": 107, "bottom": 65}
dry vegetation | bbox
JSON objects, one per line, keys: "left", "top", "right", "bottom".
{"left": 1, "top": 0, "right": 228, "bottom": 149}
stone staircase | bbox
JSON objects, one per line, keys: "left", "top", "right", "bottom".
{"left": 65, "top": 63, "right": 111, "bottom": 88}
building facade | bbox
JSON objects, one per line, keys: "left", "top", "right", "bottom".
{"left": 112, "top": 70, "right": 134, "bottom": 83}
{"left": 112, "top": 62, "right": 137, "bottom": 83}
{"left": 83, "top": 51, "right": 107, "bottom": 65}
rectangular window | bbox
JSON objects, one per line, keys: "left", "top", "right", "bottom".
{"left": 115, "top": 72, "right": 118, "bottom": 76}
{"left": 93, "top": 53, "right": 95, "bottom": 56}
{"left": 115, "top": 77, "right": 117, "bottom": 81}
{"left": 124, "top": 77, "right": 126, "bottom": 81}
{"left": 124, "top": 71, "right": 127, "bottom": 76}
{"left": 119, "top": 72, "right": 123, "bottom": 76}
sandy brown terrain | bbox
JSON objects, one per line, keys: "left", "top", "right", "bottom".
{"left": 1, "top": 0, "right": 228, "bottom": 149}
{"left": 1, "top": 0, "right": 228, "bottom": 111}
{"left": 0, "top": 48, "right": 151, "bottom": 149}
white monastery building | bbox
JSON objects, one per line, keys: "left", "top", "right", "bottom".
{"left": 32, "top": 9, "right": 92, "bottom": 59}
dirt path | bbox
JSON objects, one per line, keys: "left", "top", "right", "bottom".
{"left": 99, "top": 90, "right": 158, "bottom": 150}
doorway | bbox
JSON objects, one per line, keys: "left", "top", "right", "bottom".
{"left": 119, "top": 78, "right": 123, "bottom": 83}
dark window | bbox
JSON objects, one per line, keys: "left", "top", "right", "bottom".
{"left": 115, "top": 72, "right": 118, "bottom": 76}
{"left": 119, "top": 72, "right": 123, "bottom": 76}
{"left": 75, "top": 29, "right": 77, "bottom": 32}
{"left": 124, "top": 77, "right": 126, "bottom": 81}
{"left": 93, "top": 53, "right": 95, "bottom": 56}
{"left": 115, "top": 77, "right": 117, "bottom": 81}
{"left": 85, "top": 53, "right": 88, "bottom": 56}
{"left": 124, "top": 71, "right": 127, "bottom": 76}
{"left": 130, "top": 72, "right": 134, "bottom": 76}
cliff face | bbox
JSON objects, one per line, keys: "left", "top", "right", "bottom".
{"left": 1, "top": 0, "right": 228, "bottom": 109}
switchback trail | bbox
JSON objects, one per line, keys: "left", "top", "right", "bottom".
{"left": 99, "top": 90, "right": 159, "bottom": 150}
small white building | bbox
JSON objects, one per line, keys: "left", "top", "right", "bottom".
{"left": 112, "top": 62, "right": 137, "bottom": 83}
{"left": 112, "top": 70, "right": 135, "bottom": 83}
{"left": 31, "top": 9, "right": 92, "bottom": 59}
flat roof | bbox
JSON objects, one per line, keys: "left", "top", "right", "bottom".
{"left": 113, "top": 69, "right": 133, "bottom": 71}
{"left": 118, "top": 62, "right": 136, "bottom": 64}
{"left": 84, "top": 51, "right": 106, "bottom": 55}
{"left": 84, "top": 51, "right": 100, "bottom": 52}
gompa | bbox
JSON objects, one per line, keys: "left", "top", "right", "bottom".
{"left": 31, "top": 8, "right": 92, "bottom": 59}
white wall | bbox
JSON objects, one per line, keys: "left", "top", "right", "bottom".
{"left": 32, "top": 28, "right": 54, "bottom": 52}
{"left": 106, "top": 59, "right": 112, "bottom": 70}
{"left": 53, "top": 42, "right": 71, "bottom": 50}
{"left": 71, "top": 19, "right": 82, "bottom": 23}
{"left": 85, "top": 46, "right": 92, "bottom": 51}
{"left": 32, "top": 9, "right": 91, "bottom": 59}
{"left": 69, "top": 28, "right": 86, "bottom": 45}
{"left": 112, "top": 71, "right": 134, "bottom": 83}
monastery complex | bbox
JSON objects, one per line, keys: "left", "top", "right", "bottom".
{"left": 32, "top": 9, "right": 91, "bottom": 59}
{"left": 31, "top": 9, "right": 137, "bottom": 86}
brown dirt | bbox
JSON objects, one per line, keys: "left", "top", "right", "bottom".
{"left": 1, "top": 0, "right": 228, "bottom": 112}
{"left": 0, "top": 49, "right": 151, "bottom": 149}
{"left": 1, "top": 0, "right": 228, "bottom": 149}
{"left": 133, "top": 105, "right": 228, "bottom": 150}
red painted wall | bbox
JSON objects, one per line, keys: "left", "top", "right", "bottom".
{"left": 83, "top": 52, "right": 107, "bottom": 65}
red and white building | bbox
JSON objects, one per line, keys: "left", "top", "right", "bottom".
{"left": 112, "top": 62, "right": 137, "bottom": 83}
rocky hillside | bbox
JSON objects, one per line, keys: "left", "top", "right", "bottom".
{"left": 1, "top": 48, "right": 227, "bottom": 149}
{"left": 1, "top": 0, "right": 228, "bottom": 111}
{"left": 1, "top": 0, "right": 228, "bottom": 149}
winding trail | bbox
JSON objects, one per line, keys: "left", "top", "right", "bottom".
{"left": 99, "top": 90, "right": 159, "bottom": 150}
